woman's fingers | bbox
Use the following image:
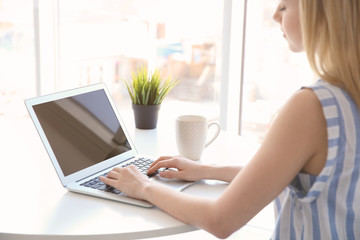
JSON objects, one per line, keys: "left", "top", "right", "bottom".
{"left": 99, "top": 175, "right": 117, "bottom": 186}
{"left": 149, "top": 156, "right": 175, "bottom": 168}
{"left": 147, "top": 158, "right": 180, "bottom": 174}
{"left": 158, "top": 169, "right": 181, "bottom": 179}
{"left": 106, "top": 169, "right": 120, "bottom": 179}
{"left": 99, "top": 165, "right": 151, "bottom": 199}
{"left": 101, "top": 165, "right": 136, "bottom": 183}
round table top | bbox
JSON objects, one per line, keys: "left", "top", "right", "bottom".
{"left": 0, "top": 114, "right": 272, "bottom": 239}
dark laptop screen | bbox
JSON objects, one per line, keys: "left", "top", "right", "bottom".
{"left": 33, "top": 89, "right": 131, "bottom": 176}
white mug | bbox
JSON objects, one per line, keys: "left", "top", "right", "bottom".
{"left": 175, "top": 115, "right": 220, "bottom": 160}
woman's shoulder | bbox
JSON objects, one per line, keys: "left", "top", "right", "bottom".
{"left": 280, "top": 86, "right": 323, "bottom": 123}
{"left": 267, "top": 85, "right": 328, "bottom": 175}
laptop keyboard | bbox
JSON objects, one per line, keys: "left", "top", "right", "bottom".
{"left": 80, "top": 157, "right": 157, "bottom": 195}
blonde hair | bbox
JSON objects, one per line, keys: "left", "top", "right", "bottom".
{"left": 299, "top": 0, "right": 360, "bottom": 107}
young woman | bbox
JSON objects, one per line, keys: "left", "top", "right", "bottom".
{"left": 101, "top": 0, "right": 360, "bottom": 238}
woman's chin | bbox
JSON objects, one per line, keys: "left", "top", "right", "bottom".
{"left": 288, "top": 43, "right": 304, "bottom": 53}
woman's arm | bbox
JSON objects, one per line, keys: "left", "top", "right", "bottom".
{"left": 147, "top": 156, "right": 242, "bottom": 183}
{"left": 201, "top": 164, "right": 242, "bottom": 182}
{"left": 101, "top": 89, "right": 327, "bottom": 238}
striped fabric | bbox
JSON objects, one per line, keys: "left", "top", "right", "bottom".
{"left": 271, "top": 80, "right": 360, "bottom": 239}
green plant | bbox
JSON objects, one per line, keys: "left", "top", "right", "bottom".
{"left": 123, "top": 66, "right": 179, "bottom": 105}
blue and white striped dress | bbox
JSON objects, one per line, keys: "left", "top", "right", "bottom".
{"left": 272, "top": 80, "right": 360, "bottom": 239}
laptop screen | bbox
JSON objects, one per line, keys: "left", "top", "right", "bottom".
{"left": 32, "top": 89, "right": 132, "bottom": 176}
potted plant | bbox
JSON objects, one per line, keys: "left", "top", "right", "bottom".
{"left": 123, "top": 66, "right": 179, "bottom": 129}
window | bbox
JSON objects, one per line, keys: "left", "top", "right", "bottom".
{"left": 40, "top": 0, "right": 225, "bottom": 123}
{"left": 35, "top": 0, "right": 313, "bottom": 139}
{"left": 0, "top": 0, "right": 35, "bottom": 116}
{"left": 240, "top": 0, "right": 314, "bottom": 140}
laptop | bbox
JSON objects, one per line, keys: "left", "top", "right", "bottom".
{"left": 25, "top": 83, "right": 194, "bottom": 208}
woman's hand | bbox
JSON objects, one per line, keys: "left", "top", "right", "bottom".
{"left": 100, "top": 165, "right": 151, "bottom": 200}
{"left": 147, "top": 155, "right": 205, "bottom": 182}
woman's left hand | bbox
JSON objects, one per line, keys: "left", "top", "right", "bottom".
{"left": 100, "top": 165, "right": 151, "bottom": 200}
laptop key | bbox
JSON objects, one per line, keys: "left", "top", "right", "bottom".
{"left": 105, "top": 186, "right": 115, "bottom": 192}
{"left": 112, "top": 189, "right": 122, "bottom": 194}
{"left": 97, "top": 184, "right": 108, "bottom": 191}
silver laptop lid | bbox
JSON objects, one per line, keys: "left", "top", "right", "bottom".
{"left": 25, "top": 83, "right": 138, "bottom": 187}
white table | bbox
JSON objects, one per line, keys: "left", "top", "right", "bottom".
{"left": 0, "top": 113, "right": 274, "bottom": 239}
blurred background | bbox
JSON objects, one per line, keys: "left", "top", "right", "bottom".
{"left": 0, "top": 0, "right": 314, "bottom": 141}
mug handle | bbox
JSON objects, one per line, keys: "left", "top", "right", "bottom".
{"left": 205, "top": 122, "right": 221, "bottom": 148}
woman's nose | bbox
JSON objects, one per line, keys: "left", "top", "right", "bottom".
{"left": 273, "top": 6, "right": 281, "bottom": 23}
